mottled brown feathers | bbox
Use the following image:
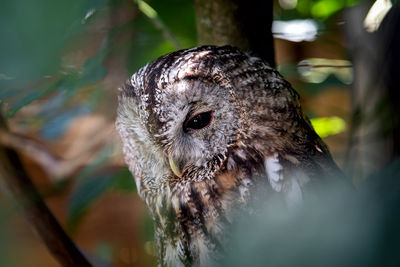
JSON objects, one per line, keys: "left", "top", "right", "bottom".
{"left": 116, "top": 45, "right": 342, "bottom": 267}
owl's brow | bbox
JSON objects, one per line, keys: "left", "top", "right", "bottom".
{"left": 186, "top": 101, "right": 199, "bottom": 109}
{"left": 181, "top": 101, "right": 198, "bottom": 123}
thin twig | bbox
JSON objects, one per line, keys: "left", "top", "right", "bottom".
{"left": 135, "top": 0, "right": 182, "bottom": 50}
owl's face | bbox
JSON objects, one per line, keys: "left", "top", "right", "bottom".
{"left": 153, "top": 78, "right": 239, "bottom": 177}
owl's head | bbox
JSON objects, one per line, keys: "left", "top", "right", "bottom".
{"left": 116, "top": 45, "right": 301, "bottom": 198}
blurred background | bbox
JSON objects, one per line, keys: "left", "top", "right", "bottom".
{"left": 0, "top": 0, "right": 399, "bottom": 266}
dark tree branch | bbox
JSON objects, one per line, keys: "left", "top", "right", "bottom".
{"left": 195, "top": 0, "right": 275, "bottom": 66}
{"left": 0, "top": 113, "right": 93, "bottom": 267}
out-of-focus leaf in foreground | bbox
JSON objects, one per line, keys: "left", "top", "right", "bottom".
{"left": 68, "top": 172, "right": 115, "bottom": 232}
{"left": 224, "top": 158, "right": 400, "bottom": 267}
{"left": 5, "top": 38, "right": 110, "bottom": 118}
{"left": 310, "top": 116, "right": 346, "bottom": 138}
{"left": 0, "top": 0, "right": 106, "bottom": 81}
{"left": 67, "top": 168, "right": 137, "bottom": 232}
{"left": 127, "top": 0, "right": 196, "bottom": 72}
{"left": 67, "top": 145, "right": 136, "bottom": 232}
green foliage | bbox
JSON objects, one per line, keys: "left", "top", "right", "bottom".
{"left": 68, "top": 172, "right": 115, "bottom": 232}
{"left": 0, "top": 0, "right": 106, "bottom": 81}
{"left": 277, "top": 0, "right": 364, "bottom": 20}
{"left": 67, "top": 167, "right": 137, "bottom": 232}
{"left": 127, "top": 0, "right": 196, "bottom": 72}
{"left": 310, "top": 116, "right": 346, "bottom": 138}
{"left": 140, "top": 212, "right": 156, "bottom": 243}
{"left": 6, "top": 80, "right": 62, "bottom": 118}
{"left": 67, "top": 146, "right": 136, "bottom": 232}
{"left": 112, "top": 168, "right": 137, "bottom": 192}
{"left": 1, "top": 0, "right": 196, "bottom": 118}
{"left": 4, "top": 35, "right": 110, "bottom": 118}
{"left": 223, "top": 158, "right": 400, "bottom": 267}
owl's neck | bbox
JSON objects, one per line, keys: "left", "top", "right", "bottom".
{"left": 147, "top": 165, "right": 269, "bottom": 267}
{"left": 138, "top": 143, "right": 270, "bottom": 266}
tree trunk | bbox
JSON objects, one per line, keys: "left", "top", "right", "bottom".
{"left": 344, "top": 3, "right": 400, "bottom": 181}
{"left": 195, "top": 0, "right": 275, "bottom": 66}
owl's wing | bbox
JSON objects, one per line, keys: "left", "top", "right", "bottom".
{"left": 264, "top": 146, "right": 346, "bottom": 206}
{"left": 265, "top": 156, "right": 309, "bottom": 206}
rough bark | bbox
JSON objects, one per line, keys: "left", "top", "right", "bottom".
{"left": 195, "top": 0, "right": 275, "bottom": 66}
{"left": 344, "top": 4, "right": 400, "bottom": 181}
{"left": 0, "top": 114, "right": 93, "bottom": 267}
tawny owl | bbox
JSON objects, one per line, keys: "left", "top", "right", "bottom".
{"left": 116, "top": 45, "right": 343, "bottom": 266}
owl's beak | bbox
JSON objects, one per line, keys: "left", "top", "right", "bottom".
{"left": 168, "top": 156, "right": 183, "bottom": 177}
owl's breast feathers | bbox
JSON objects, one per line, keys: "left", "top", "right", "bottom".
{"left": 149, "top": 137, "right": 341, "bottom": 266}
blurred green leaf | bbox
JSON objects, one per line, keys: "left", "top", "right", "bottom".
{"left": 127, "top": 20, "right": 175, "bottom": 72}
{"left": 0, "top": 74, "right": 14, "bottom": 80}
{"left": 137, "top": 0, "right": 158, "bottom": 19}
{"left": 278, "top": 0, "right": 365, "bottom": 20}
{"left": 63, "top": 0, "right": 108, "bottom": 39}
{"left": 148, "top": 0, "right": 196, "bottom": 48}
{"left": 5, "top": 38, "right": 109, "bottom": 118}
{"left": 296, "top": 0, "right": 313, "bottom": 16}
{"left": 112, "top": 168, "right": 137, "bottom": 192}
{"left": 67, "top": 168, "right": 137, "bottom": 231}
{"left": 80, "top": 39, "right": 110, "bottom": 84}
{"left": 67, "top": 145, "right": 114, "bottom": 230}
{"left": 136, "top": 0, "right": 182, "bottom": 49}
{"left": 126, "top": 0, "right": 196, "bottom": 72}
{"left": 67, "top": 173, "right": 115, "bottom": 232}
{"left": 310, "top": 116, "right": 346, "bottom": 138}
{"left": 67, "top": 142, "right": 136, "bottom": 230}
{"left": 67, "top": 168, "right": 136, "bottom": 231}
{"left": 5, "top": 78, "right": 65, "bottom": 118}
{"left": 140, "top": 212, "right": 155, "bottom": 242}
{"left": 87, "top": 85, "right": 106, "bottom": 110}
{"left": 0, "top": 88, "right": 24, "bottom": 99}
{"left": 0, "top": 0, "right": 106, "bottom": 81}
{"left": 311, "top": 0, "right": 342, "bottom": 18}
{"left": 224, "top": 157, "right": 400, "bottom": 267}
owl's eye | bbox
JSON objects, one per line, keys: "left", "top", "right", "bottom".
{"left": 184, "top": 111, "right": 213, "bottom": 132}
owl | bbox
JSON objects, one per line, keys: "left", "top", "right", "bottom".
{"left": 116, "top": 45, "right": 343, "bottom": 267}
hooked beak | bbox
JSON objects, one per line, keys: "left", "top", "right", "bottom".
{"left": 168, "top": 156, "right": 184, "bottom": 177}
